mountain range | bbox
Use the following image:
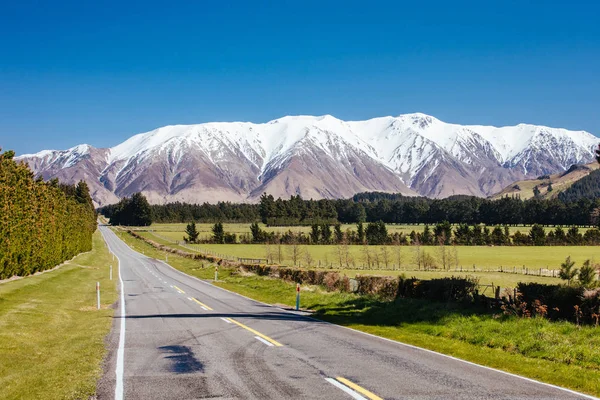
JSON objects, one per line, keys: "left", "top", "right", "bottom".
{"left": 16, "top": 113, "right": 599, "bottom": 206}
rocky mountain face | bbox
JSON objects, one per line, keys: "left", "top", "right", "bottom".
{"left": 16, "top": 113, "right": 599, "bottom": 206}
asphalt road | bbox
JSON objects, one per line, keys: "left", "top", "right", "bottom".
{"left": 97, "top": 225, "right": 595, "bottom": 400}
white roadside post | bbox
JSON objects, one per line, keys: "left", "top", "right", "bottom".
{"left": 215, "top": 265, "right": 219, "bottom": 281}
{"left": 110, "top": 265, "right": 113, "bottom": 281}
{"left": 296, "top": 283, "right": 300, "bottom": 311}
{"left": 96, "top": 282, "right": 100, "bottom": 310}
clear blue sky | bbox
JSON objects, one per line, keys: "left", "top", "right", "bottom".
{"left": 1, "top": 0, "right": 599, "bottom": 155}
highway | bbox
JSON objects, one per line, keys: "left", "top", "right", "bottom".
{"left": 97, "top": 225, "right": 595, "bottom": 400}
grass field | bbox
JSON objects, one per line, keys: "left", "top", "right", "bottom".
{"left": 116, "top": 229, "right": 600, "bottom": 397}
{"left": 0, "top": 230, "right": 117, "bottom": 400}
{"left": 142, "top": 229, "right": 597, "bottom": 270}
{"left": 134, "top": 222, "right": 594, "bottom": 240}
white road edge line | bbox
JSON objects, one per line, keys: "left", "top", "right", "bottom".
{"left": 113, "top": 228, "right": 599, "bottom": 400}
{"left": 325, "top": 378, "right": 366, "bottom": 400}
{"left": 255, "top": 336, "right": 274, "bottom": 347}
{"left": 99, "top": 228, "right": 125, "bottom": 400}
{"left": 220, "top": 317, "right": 232, "bottom": 324}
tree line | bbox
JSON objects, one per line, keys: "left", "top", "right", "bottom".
{"left": 0, "top": 150, "right": 97, "bottom": 279}
{"left": 99, "top": 190, "right": 600, "bottom": 229}
{"left": 187, "top": 220, "right": 600, "bottom": 247}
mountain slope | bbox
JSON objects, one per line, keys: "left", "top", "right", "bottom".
{"left": 16, "top": 113, "right": 599, "bottom": 205}
{"left": 490, "top": 161, "right": 600, "bottom": 200}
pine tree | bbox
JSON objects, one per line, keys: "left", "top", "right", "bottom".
{"left": 212, "top": 222, "right": 225, "bottom": 244}
{"left": 559, "top": 256, "right": 578, "bottom": 286}
{"left": 185, "top": 221, "right": 199, "bottom": 243}
{"left": 578, "top": 259, "right": 597, "bottom": 287}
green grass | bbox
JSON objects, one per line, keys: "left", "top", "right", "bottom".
{"left": 135, "top": 222, "right": 594, "bottom": 239}
{"left": 0, "top": 230, "right": 118, "bottom": 400}
{"left": 150, "top": 237, "right": 597, "bottom": 270}
{"left": 118, "top": 229, "right": 600, "bottom": 396}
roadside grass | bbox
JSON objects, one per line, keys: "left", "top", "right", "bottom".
{"left": 0, "top": 230, "right": 117, "bottom": 400}
{"left": 117, "top": 229, "right": 600, "bottom": 396}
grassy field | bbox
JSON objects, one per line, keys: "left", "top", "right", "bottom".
{"left": 134, "top": 222, "right": 594, "bottom": 240}
{"left": 141, "top": 230, "right": 597, "bottom": 270}
{"left": 116, "top": 229, "right": 600, "bottom": 397}
{"left": 0, "top": 230, "right": 117, "bottom": 400}
{"left": 138, "top": 231, "right": 564, "bottom": 288}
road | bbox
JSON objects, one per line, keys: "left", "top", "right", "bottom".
{"left": 97, "top": 225, "right": 595, "bottom": 400}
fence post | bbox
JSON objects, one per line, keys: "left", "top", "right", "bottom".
{"left": 96, "top": 282, "right": 100, "bottom": 310}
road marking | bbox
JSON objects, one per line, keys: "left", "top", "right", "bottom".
{"left": 255, "top": 336, "right": 274, "bottom": 347}
{"left": 220, "top": 317, "right": 232, "bottom": 324}
{"left": 335, "top": 377, "right": 382, "bottom": 400}
{"left": 225, "top": 318, "right": 283, "bottom": 347}
{"left": 123, "top": 232, "right": 599, "bottom": 400}
{"left": 187, "top": 297, "right": 193, "bottom": 301}
{"left": 191, "top": 298, "right": 213, "bottom": 310}
{"left": 99, "top": 228, "right": 125, "bottom": 400}
{"left": 174, "top": 285, "right": 185, "bottom": 294}
{"left": 325, "top": 378, "right": 366, "bottom": 400}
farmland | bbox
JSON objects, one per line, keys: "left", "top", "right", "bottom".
{"left": 128, "top": 227, "right": 600, "bottom": 289}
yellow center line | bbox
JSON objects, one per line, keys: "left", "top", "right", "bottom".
{"left": 191, "top": 298, "right": 213, "bottom": 311}
{"left": 336, "top": 377, "right": 383, "bottom": 400}
{"left": 226, "top": 318, "right": 283, "bottom": 347}
{"left": 173, "top": 285, "right": 185, "bottom": 294}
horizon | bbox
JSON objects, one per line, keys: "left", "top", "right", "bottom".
{"left": 2, "top": 1, "right": 599, "bottom": 155}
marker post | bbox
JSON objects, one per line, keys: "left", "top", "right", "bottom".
{"left": 110, "top": 265, "right": 113, "bottom": 281}
{"left": 96, "top": 282, "right": 100, "bottom": 310}
{"left": 215, "top": 266, "right": 219, "bottom": 281}
{"left": 295, "top": 283, "right": 300, "bottom": 311}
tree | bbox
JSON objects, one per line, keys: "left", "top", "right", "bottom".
{"left": 547, "top": 183, "right": 553, "bottom": 192}
{"left": 334, "top": 224, "right": 343, "bottom": 243}
{"left": 212, "top": 222, "right": 225, "bottom": 244}
{"left": 529, "top": 224, "right": 546, "bottom": 246}
{"left": 310, "top": 224, "right": 320, "bottom": 244}
{"left": 533, "top": 186, "right": 541, "bottom": 198}
{"left": 558, "top": 256, "right": 578, "bottom": 286}
{"left": 250, "top": 222, "right": 263, "bottom": 243}
{"left": 365, "top": 221, "right": 388, "bottom": 245}
{"left": 321, "top": 224, "right": 332, "bottom": 244}
{"left": 356, "top": 222, "right": 365, "bottom": 244}
{"left": 185, "top": 221, "right": 199, "bottom": 243}
{"left": 288, "top": 232, "right": 303, "bottom": 266}
{"left": 578, "top": 260, "right": 597, "bottom": 287}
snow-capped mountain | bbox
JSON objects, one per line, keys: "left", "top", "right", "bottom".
{"left": 16, "top": 113, "right": 599, "bottom": 205}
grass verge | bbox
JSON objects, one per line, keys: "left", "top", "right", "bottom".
{"left": 0, "top": 230, "right": 118, "bottom": 400}
{"left": 116, "top": 229, "right": 600, "bottom": 397}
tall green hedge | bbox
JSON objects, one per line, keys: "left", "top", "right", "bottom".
{"left": 0, "top": 150, "right": 97, "bottom": 279}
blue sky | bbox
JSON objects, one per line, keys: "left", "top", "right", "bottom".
{"left": 1, "top": 0, "right": 599, "bottom": 155}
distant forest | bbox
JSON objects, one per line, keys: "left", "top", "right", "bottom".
{"left": 99, "top": 191, "right": 600, "bottom": 227}
{"left": 0, "top": 150, "right": 97, "bottom": 279}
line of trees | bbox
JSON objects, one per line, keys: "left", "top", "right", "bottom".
{"left": 205, "top": 220, "right": 600, "bottom": 247}
{"left": 0, "top": 150, "right": 97, "bottom": 279}
{"left": 100, "top": 190, "right": 600, "bottom": 228}
{"left": 260, "top": 193, "right": 600, "bottom": 227}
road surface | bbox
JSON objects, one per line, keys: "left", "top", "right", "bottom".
{"left": 97, "top": 226, "right": 595, "bottom": 400}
